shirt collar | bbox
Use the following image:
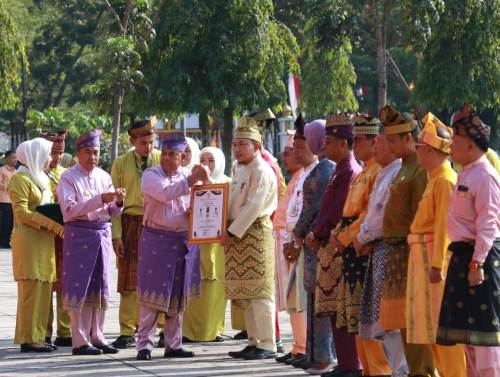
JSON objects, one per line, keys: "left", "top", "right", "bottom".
{"left": 462, "top": 154, "right": 488, "bottom": 172}
{"left": 402, "top": 151, "right": 418, "bottom": 166}
{"left": 429, "top": 160, "right": 450, "bottom": 179}
{"left": 76, "top": 163, "right": 95, "bottom": 178}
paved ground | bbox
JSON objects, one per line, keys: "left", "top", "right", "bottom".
{"left": 0, "top": 248, "right": 307, "bottom": 377}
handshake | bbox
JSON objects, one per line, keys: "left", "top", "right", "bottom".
{"left": 101, "top": 188, "right": 127, "bottom": 205}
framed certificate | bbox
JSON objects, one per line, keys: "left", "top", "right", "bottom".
{"left": 188, "top": 183, "right": 229, "bottom": 244}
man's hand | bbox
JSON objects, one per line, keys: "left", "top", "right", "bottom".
{"left": 115, "top": 188, "right": 126, "bottom": 205}
{"left": 113, "top": 238, "right": 125, "bottom": 258}
{"left": 353, "top": 237, "right": 364, "bottom": 256}
{"left": 329, "top": 233, "right": 345, "bottom": 254}
{"left": 429, "top": 267, "right": 444, "bottom": 284}
{"left": 305, "top": 232, "right": 320, "bottom": 252}
{"left": 101, "top": 192, "right": 116, "bottom": 203}
{"left": 220, "top": 231, "right": 233, "bottom": 247}
{"left": 468, "top": 267, "right": 485, "bottom": 286}
{"left": 283, "top": 242, "right": 300, "bottom": 263}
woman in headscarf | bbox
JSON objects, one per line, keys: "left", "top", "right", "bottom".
{"left": 9, "top": 138, "right": 57, "bottom": 352}
{"left": 182, "top": 137, "right": 201, "bottom": 170}
{"left": 182, "top": 147, "right": 231, "bottom": 342}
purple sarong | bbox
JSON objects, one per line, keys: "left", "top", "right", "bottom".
{"left": 62, "top": 221, "right": 111, "bottom": 312}
{"left": 137, "top": 227, "right": 200, "bottom": 316}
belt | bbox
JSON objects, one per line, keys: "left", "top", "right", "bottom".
{"left": 384, "top": 237, "right": 407, "bottom": 245}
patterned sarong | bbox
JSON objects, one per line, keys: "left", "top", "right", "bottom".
{"left": 359, "top": 241, "right": 390, "bottom": 339}
{"left": 136, "top": 227, "right": 200, "bottom": 316}
{"left": 225, "top": 218, "right": 274, "bottom": 300}
{"left": 117, "top": 214, "right": 143, "bottom": 292}
{"left": 437, "top": 241, "right": 500, "bottom": 346}
{"left": 380, "top": 239, "right": 409, "bottom": 331}
{"left": 336, "top": 245, "right": 369, "bottom": 333}
{"left": 406, "top": 233, "right": 447, "bottom": 344}
{"left": 315, "top": 243, "right": 343, "bottom": 316}
{"left": 62, "top": 221, "right": 111, "bottom": 311}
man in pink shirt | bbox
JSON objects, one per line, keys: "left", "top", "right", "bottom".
{"left": 437, "top": 105, "right": 500, "bottom": 377}
{"left": 135, "top": 131, "right": 209, "bottom": 361}
{"left": 57, "top": 129, "right": 126, "bottom": 356}
{"left": 0, "top": 150, "right": 16, "bottom": 248}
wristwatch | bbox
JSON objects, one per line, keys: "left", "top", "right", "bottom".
{"left": 469, "top": 260, "right": 483, "bottom": 271}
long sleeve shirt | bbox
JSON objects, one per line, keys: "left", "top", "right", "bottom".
{"left": 228, "top": 155, "right": 277, "bottom": 239}
{"left": 448, "top": 155, "right": 500, "bottom": 263}
{"left": 410, "top": 161, "right": 457, "bottom": 269}
{"left": 293, "top": 158, "right": 335, "bottom": 239}
{"left": 337, "top": 158, "right": 381, "bottom": 246}
{"left": 0, "top": 165, "right": 15, "bottom": 203}
{"left": 111, "top": 149, "right": 161, "bottom": 239}
{"left": 357, "top": 159, "right": 402, "bottom": 245}
{"left": 57, "top": 164, "right": 122, "bottom": 223}
{"left": 383, "top": 152, "right": 428, "bottom": 239}
{"left": 312, "top": 154, "right": 361, "bottom": 242}
{"left": 141, "top": 165, "right": 191, "bottom": 232}
{"left": 273, "top": 168, "right": 303, "bottom": 231}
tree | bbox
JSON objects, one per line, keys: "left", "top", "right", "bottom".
{"left": 145, "top": 0, "right": 299, "bottom": 171}
{"left": 299, "top": 0, "right": 358, "bottom": 117}
{"left": 0, "top": 0, "right": 26, "bottom": 111}
{"left": 415, "top": 0, "right": 500, "bottom": 111}
{"left": 99, "top": 0, "right": 155, "bottom": 163}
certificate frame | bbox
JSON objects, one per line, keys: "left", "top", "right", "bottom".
{"left": 188, "top": 183, "right": 229, "bottom": 244}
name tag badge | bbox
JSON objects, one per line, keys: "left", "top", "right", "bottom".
{"left": 457, "top": 185, "right": 469, "bottom": 192}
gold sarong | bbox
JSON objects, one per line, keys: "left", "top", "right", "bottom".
{"left": 225, "top": 218, "right": 274, "bottom": 300}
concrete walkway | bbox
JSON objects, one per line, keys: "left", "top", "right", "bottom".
{"left": 0, "top": 248, "right": 306, "bottom": 377}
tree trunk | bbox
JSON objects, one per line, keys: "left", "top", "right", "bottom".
{"left": 199, "top": 109, "right": 210, "bottom": 147}
{"left": 111, "top": 88, "right": 124, "bottom": 163}
{"left": 375, "top": 27, "right": 387, "bottom": 108}
{"left": 222, "top": 107, "right": 233, "bottom": 175}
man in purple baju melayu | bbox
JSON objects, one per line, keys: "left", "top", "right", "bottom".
{"left": 57, "top": 129, "right": 126, "bottom": 356}
{"left": 135, "top": 131, "right": 209, "bottom": 361}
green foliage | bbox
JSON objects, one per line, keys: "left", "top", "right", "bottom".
{"left": 0, "top": 0, "right": 27, "bottom": 110}
{"left": 415, "top": 0, "right": 500, "bottom": 111}
{"left": 26, "top": 106, "right": 129, "bottom": 170}
{"left": 301, "top": 38, "right": 358, "bottom": 117}
{"left": 145, "top": 0, "right": 299, "bottom": 116}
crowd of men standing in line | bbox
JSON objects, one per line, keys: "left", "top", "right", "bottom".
{"left": 2, "top": 103, "right": 500, "bottom": 377}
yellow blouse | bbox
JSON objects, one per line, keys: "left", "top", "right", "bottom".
{"left": 9, "top": 172, "right": 56, "bottom": 282}
{"left": 410, "top": 161, "right": 457, "bottom": 269}
{"left": 337, "top": 159, "right": 381, "bottom": 246}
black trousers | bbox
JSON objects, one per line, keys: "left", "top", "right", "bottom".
{"left": 0, "top": 202, "right": 13, "bottom": 247}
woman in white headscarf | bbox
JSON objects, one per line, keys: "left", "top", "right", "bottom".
{"left": 182, "top": 147, "right": 230, "bottom": 342}
{"left": 9, "top": 138, "right": 57, "bottom": 352}
{"left": 181, "top": 137, "right": 201, "bottom": 170}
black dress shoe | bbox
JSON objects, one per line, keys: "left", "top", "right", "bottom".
{"left": 20, "top": 344, "right": 54, "bottom": 353}
{"left": 72, "top": 345, "right": 102, "bottom": 355}
{"left": 54, "top": 337, "right": 73, "bottom": 347}
{"left": 95, "top": 344, "right": 119, "bottom": 354}
{"left": 137, "top": 349, "right": 152, "bottom": 360}
{"left": 182, "top": 336, "right": 194, "bottom": 343}
{"left": 211, "top": 335, "right": 224, "bottom": 342}
{"left": 228, "top": 345, "right": 256, "bottom": 358}
{"left": 157, "top": 333, "right": 165, "bottom": 348}
{"left": 163, "top": 348, "right": 194, "bottom": 358}
{"left": 243, "top": 348, "right": 277, "bottom": 360}
{"left": 285, "top": 353, "right": 306, "bottom": 366}
{"left": 233, "top": 330, "right": 248, "bottom": 340}
{"left": 276, "top": 352, "right": 293, "bottom": 363}
{"left": 296, "top": 359, "right": 315, "bottom": 369}
{"left": 321, "top": 368, "right": 363, "bottom": 377}
{"left": 111, "top": 335, "right": 136, "bottom": 349}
